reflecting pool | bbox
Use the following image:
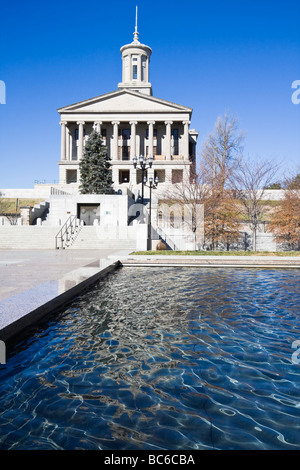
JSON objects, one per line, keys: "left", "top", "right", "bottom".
{"left": 0, "top": 267, "right": 300, "bottom": 450}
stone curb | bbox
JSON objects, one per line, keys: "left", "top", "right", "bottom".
{"left": 0, "top": 261, "right": 121, "bottom": 343}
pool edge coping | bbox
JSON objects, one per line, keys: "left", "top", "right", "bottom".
{"left": 117, "top": 255, "right": 300, "bottom": 269}
{"left": 0, "top": 260, "right": 121, "bottom": 343}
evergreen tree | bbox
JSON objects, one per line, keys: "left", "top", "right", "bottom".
{"left": 79, "top": 131, "right": 114, "bottom": 194}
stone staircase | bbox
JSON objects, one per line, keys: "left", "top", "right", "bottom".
{"left": 0, "top": 226, "right": 59, "bottom": 249}
{"left": 69, "top": 226, "right": 137, "bottom": 250}
{"left": 31, "top": 201, "right": 50, "bottom": 224}
{"left": 0, "top": 225, "right": 137, "bottom": 250}
{"left": 42, "top": 203, "right": 69, "bottom": 227}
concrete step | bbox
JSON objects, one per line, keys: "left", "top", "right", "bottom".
{"left": 70, "top": 240, "right": 136, "bottom": 249}
{"left": 68, "top": 226, "right": 136, "bottom": 250}
{"left": 0, "top": 226, "right": 137, "bottom": 250}
{"left": 0, "top": 227, "right": 59, "bottom": 249}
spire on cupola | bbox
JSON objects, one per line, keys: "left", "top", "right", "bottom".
{"left": 133, "top": 6, "right": 140, "bottom": 44}
{"left": 118, "top": 6, "right": 153, "bottom": 96}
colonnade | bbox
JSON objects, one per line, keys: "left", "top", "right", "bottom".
{"left": 59, "top": 120, "right": 191, "bottom": 162}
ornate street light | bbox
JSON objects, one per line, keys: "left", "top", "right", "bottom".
{"left": 133, "top": 154, "right": 153, "bottom": 204}
{"left": 143, "top": 175, "right": 159, "bottom": 250}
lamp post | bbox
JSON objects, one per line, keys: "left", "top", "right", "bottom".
{"left": 133, "top": 154, "right": 153, "bottom": 204}
{"left": 144, "top": 175, "right": 159, "bottom": 250}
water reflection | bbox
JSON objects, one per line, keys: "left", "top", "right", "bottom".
{"left": 0, "top": 267, "right": 300, "bottom": 450}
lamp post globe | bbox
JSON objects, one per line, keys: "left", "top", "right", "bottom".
{"left": 133, "top": 154, "right": 154, "bottom": 205}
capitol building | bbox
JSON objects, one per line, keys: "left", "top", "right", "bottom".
{"left": 0, "top": 20, "right": 202, "bottom": 252}
{"left": 57, "top": 22, "right": 198, "bottom": 195}
{"left": 0, "top": 17, "right": 279, "bottom": 254}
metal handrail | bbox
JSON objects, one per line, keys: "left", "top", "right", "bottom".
{"left": 155, "top": 226, "right": 179, "bottom": 251}
{"left": 55, "top": 215, "right": 78, "bottom": 249}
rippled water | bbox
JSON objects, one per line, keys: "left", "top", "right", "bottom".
{"left": 0, "top": 267, "right": 300, "bottom": 450}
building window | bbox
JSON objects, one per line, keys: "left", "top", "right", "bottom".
{"left": 122, "top": 129, "right": 130, "bottom": 140}
{"left": 122, "top": 146, "right": 130, "bottom": 160}
{"left": 75, "top": 129, "right": 78, "bottom": 140}
{"left": 172, "top": 129, "right": 179, "bottom": 155}
{"left": 146, "top": 129, "right": 157, "bottom": 139}
{"left": 66, "top": 169, "right": 77, "bottom": 184}
{"left": 133, "top": 65, "right": 138, "bottom": 80}
{"left": 170, "top": 211, "right": 175, "bottom": 228}
{"left": 172, "top": 169, "right": 183, "bottom": 184}
{"left": 137, "top": 169, "right": 147, "bottom": 184}
{"left": 154, "top": 170, "right": 165, "bottom": 183}
{"left": 132, "top": 57, "right": 138, "bottom": 80}
{"left": 119, "top": 170, "right": 130, "bottom": 184}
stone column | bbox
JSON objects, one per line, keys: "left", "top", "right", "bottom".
{"left": 112, "top": 121, "right": 120, "bottom": 160}
{"left": 77, "top": 121, "right": 85, "bottom": 160}
{"left": 130, "top": 121, "right": 137, "bottom": 159}
{"left": 165, "top": 121, "right": 173, "bottom": 160}
{"left": 60, "top": 121, "right": 67, "bottom": 161}
{"left": 183, "top": 121, "right": 190, "bottom": 161}
{"left": 69, "top": 129, "right": 73, "bottom": 161}
{"left": 147, "top": 121, "right": 155, "bottom": 158}
{"left": 66, "top": 125, "right": 70, "bottom": 160}
{"left": 94, "top": 121, "right": 102, "bottom": 134}
{"left": 131, "top": 167, "right": 137, "bottom": 186}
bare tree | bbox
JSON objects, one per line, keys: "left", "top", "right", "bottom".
{"left": 232, "top": 157, "right": 280, "bottom": 251}
{"left": 161, "top": 160, "right": 241, "bottom": 251}
{"left": 201, "top": 113, "right": 245, "bottom": 191}
{"left": 160, "top": 165, "right": 210, "bottom": 249}
{"left": 0, "top": 194, "right": 19, "bottom": 225}
{"left": 204, "top": 188, "right": 241, "bottom": 250}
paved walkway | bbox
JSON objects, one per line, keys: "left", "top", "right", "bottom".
{"left": 0, "top": 249, "right": 129, "bottom": 341}
{"left": 0, "top": 249, "right": 126, "bottom": 302}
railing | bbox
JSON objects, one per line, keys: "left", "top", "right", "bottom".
{"left": 55, "top": 215, "right": 80, "bottom": 249}
{"left": 50, "top": 187, "right": 71, "bottom": 196}
{"left": 171, "top": 155, "right": 184, "bottom": 161}
{"left": 34, "top": 180, "right": 60, "bottom": 185}
{"left": 155, "top": 226, "right": 179, "bottom": 251}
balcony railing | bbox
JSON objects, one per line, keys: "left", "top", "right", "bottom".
{"left": 171, "top": 155, "right": 184, "bottom": 161}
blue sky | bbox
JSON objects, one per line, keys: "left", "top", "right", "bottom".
{"left": 0, "top": 0, "right": 299, "bottom": 188}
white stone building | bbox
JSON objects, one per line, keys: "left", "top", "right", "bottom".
{"left": 57, "top": 25, "right": 199, "bottom": 197}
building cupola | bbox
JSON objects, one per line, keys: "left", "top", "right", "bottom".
{"left": 118, "top": 7, "right": 152, "bottom": 96}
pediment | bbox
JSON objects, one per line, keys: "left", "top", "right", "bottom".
{"left": 58, "top": 90, "right": 192, "bottom": 114}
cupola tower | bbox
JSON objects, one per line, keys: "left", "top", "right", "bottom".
{"left": 118, "top": 7, "right": 152, "bottom": 96}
